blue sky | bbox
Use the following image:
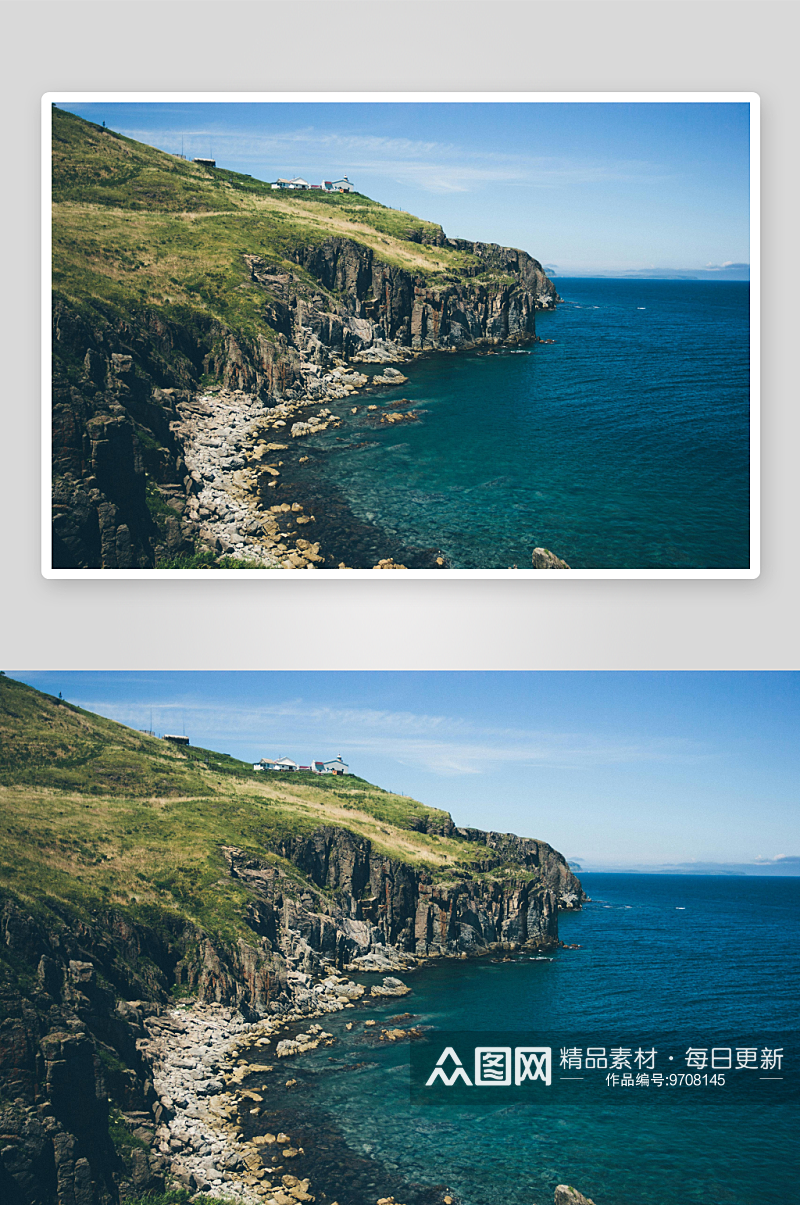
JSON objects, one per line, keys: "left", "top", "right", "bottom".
{"left": 11, "top": 671, "right": 796, "bottom": 872}
{"left": 57, "top": 100, "right": 751, "bottom": 275}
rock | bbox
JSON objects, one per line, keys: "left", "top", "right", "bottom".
{"left": 370, "top": 977, "right": 411, "bottom": 998}
{"left": 554, "top": 1188, "right": 596, "bottom": 1205}
{"left": 531, "top": 547, "right": 570, "bottom": 569}
{"left": 372, "top": 371, "right": 409, "bottom": 386}
{"left": 372, "top": 559, "right": 407, "bottom": 570}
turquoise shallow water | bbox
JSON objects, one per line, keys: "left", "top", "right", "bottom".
{"left": 300, "top": 280, "right": 750, "bottom": 568}
{"left": 252, "top": 875, "right": 798, "bottom": 1205}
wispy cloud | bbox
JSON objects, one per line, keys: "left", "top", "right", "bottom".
{"left": 74, "top": 696, "right": 708, "bottom": 778}
{"left": 119, "top": 123, "right": 669, "bottom": 195}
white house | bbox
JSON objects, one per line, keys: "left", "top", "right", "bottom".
{"left": 270, "top": 177, "right": 310, "bottom": 190}
{"left": 322, "top": 176, "right": 353, "bottom": 193}
{"left": 254, "top": 756, "right": 299, "bottom": 771}
{"left": 313, "top": 756, "right": 349, "bottom": 775}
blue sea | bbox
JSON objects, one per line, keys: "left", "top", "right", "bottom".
{"left": 249, "top": 875, "right": 799, "bottom": 1205}
{"left": 299, "top": 280, "right": 751, "bottom": 568}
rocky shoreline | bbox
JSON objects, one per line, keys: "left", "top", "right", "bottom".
{"left": 0, "top": 752, "right": 585, "bottom": 1204}
{"left": 137, "top": 970, "right": 415, "bottom": 1203}
{"left": 135, "top": 953, "right": 601, "bottom": 1205}
{"left": 53, "top": 214, "right": 565, "bottom": 570}
{"left": 170, "top": 338, "right": 572, "bottom": 572}
{"left": 171, "top": 345, "right": 450, "bottom": 570}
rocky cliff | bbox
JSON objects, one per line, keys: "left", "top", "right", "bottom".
{"left": 0, "top": 814, "right": 583, "bottom": 1203}
{"left": 51, "top": 111, "right": 559, "bottom": 568}
{"left": 0, "top": 678, "right": 586, "bottom": 1202}
{"left": 226, "top": 820, "right": 582, "bottom": 974}
{"left": 0, "top": 821, "right": 583, "bottom": 1202}
{"left": 52, "top": 237, "right": 557, "bottom": 568}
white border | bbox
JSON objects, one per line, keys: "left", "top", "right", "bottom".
{"left": 41, "top": 91, "right": 760, "bottom": 580}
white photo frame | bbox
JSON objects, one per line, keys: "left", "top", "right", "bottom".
{"left": 42, "top": 92, "right": 760, "bottom": 580}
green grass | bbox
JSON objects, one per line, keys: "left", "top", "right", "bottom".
{"left": 51, "top": 106, "right": 496, "bottom": 354}
{"left": 50, "top": 109, "right": 531, "bottom": 570}
{"left": 1, "top": 676, "right": 533, "bottom": 952}
{"left": 128, "top": 1193, "right": 233, "bottom": 1205}
{"left": 156, "top": 551, "right": 276, "bottom": 570}
{"left": 109, "top": 1106, "right": 150, "bottom": 1165}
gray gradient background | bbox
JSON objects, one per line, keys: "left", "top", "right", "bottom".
{"left": 2, "top": 1, "right": 797, "bottom": 671}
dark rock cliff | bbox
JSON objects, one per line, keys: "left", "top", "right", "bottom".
{"left": 226, "top": 821, "right": 582, "bottom": 969}
{"left": 289, "top": 235, "right": 556, "bottom": 357}
{"left": 0, "top": 824, "right": 583, "bottom": 1201}
{"left": 51, "top": 235, "right": 557, "bottom": 568}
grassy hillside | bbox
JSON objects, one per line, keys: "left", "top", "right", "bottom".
{"left": 0, "top": 675, "right": 506, "bottom": 946}
{"left": 52, "top": 106, "right": 487, "bottom": 350}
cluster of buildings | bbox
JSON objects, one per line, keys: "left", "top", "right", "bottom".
{"left": 253, "top": 755, "right": 349, "bottom": 775}
{"left": 158, "top": 732, "right": 348, "bottom": 776}
{"left": 188, "top": 158, "right": 354, "bottom": 193}
{"left": 270, "top": 175, "right": 353, "bottom": 192}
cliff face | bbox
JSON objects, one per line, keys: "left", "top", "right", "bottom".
{"left": 290, "top": 235, "right": 556, "bottom": 357}
{"left": 52, "top": 233, "right": 557, "bottom": 568}
{"left": 0, "top": 823, "right": 583, "bottom": 1202}
{"left": 227, "top": 821, "right": 582, "bottom": 972}
{"left": 0, "top": 675, "right": 586, "bottom": 1200}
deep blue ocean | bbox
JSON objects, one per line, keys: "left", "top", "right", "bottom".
{"left": 254, "top": 875, "right": 798, "bottom": 1205}
{"left": 301, "top": 280, "right": 751, "bottom": 568}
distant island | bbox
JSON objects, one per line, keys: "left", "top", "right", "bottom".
{"left": 548, "top": 265, "right": 750, "bottom": 281}
{"left": 50, "top": 109, "right": 560, "bottom": 571}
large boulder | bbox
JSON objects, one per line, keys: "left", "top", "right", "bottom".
{"left": 370, "top": 976, "right": 411, "bottom": 998}
{"left": 531, "top": 547, "right": 570, "bottom": 569}
{"left": 555, "top": 1187, "right": 596, "bottom": 1205}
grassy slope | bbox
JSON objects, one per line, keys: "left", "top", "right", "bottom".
{"left": 52, "top": 107, "right": 487, "bottom": 354}
{"left": 0, "top": 676, "right": 532, "bottom": 948}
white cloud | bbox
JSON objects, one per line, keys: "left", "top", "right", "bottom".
{"left": 119, "top": 123, "right": 670, "bottom": 196}
{"left": 74, "top": 696, "right": 708, "bottom": 778}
